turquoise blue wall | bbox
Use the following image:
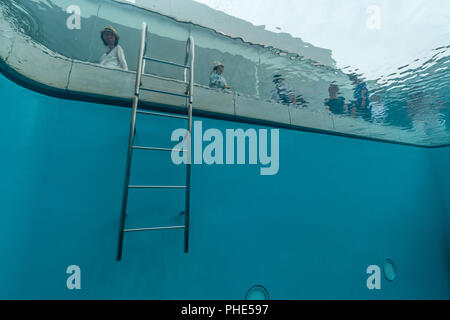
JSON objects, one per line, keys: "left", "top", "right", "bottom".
{"left": 0, "top": 73, "right": 448, "bottom": 299}
{"left": 430, "top": 147, "right": 450, "bottom": 274}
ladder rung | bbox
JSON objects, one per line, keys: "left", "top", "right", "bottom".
{"left": 136, "top": 110, "right": 188, "bottom": 120}
{"left": 140, "top": 87, "right": 189, "bottom": 98}
{"left": 143, "top": 56, "right": 190, "bottom": 69}
{"left": 129, "top": 185, "right": 187, "bottom": 189}
{"left": 125, "top": 226, "right": 186, "bottom": 233}
{"left": 132, "top": 146, "right": 187, "bottom": 152}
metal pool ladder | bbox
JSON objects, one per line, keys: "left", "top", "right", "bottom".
{"left": 116, "top": 22, "right": 195, "bottom": 261}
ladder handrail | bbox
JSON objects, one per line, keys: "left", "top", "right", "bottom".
{"left": 137, "top": 22, "right": 148, "bottom": 94}
{"left": 142, "top": 24, "right": 194, "bottom": 89}
{"left": 184, "top": 36, "right": 194, "bottom": 85}
{"left": 187, "top": 36, "right": 195, "bottom": 102}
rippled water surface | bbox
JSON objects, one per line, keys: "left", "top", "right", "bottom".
{"left": 1, "top": 0, "right": 449, "bottom": 146}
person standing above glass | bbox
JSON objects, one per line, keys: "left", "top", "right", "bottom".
{"left": 270, "top": 74, "right": 297, "bottom": 105}
{"left": 324, "top": 84, "right": 347, "bottom": 115}
{"left": 99, "top": 26, "right": 128, "bottom": 71}
{"left": 209, "top": 61, "right": 230, "bottom": 89}
{"left": 349, "top": 74, "right": 371, "bottom": 121}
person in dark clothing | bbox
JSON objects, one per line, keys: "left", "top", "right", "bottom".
{"left": 349, "top": 74, "right": 372, "bottom": 121}
{"left": 324, "top": 84, "right": 347, "bottom": 115}
{"left": 270, "top": 74, "right": 297, "bottom": 105}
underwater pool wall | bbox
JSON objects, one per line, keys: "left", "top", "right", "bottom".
{"left": 0, "top": 73, "right": 448, "bottom": 299}
{"left": 430, "top": 147, "right": 450, "bottom": 269}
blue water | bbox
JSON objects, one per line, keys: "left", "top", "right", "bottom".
{"left": 0, "top": 73, "right": 449, "bottom": 299}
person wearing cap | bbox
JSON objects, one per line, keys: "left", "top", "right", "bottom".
{"left": 209, "top": 61, "right": 230, "bottom": 89}
{"left": 99, "top": 26, "right": 128, "bottom": 71}
{"left": 270, "top": 74, "right": 296, "bottom": 105}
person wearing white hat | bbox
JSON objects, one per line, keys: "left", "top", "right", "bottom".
{"left": 99, "top": 26, "right": 128, "bottom": 71}
{"left": 209, "top": 61, "right": 230, "bottom": 89}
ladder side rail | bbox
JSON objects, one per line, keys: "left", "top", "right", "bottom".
{"left": 184, "top": 36, "right": 194, "bottom": 253}
{"left": 116, "top": 22, "right": 148, "bottom": 261}
{"left": 183, "top": 37, "right": 191, "bottom": 83}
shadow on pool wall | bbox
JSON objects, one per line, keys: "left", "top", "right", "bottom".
{"left": 0, "top": 73, "right": 449, "bottom": 299}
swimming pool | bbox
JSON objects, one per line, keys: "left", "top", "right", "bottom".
{"left": 0, "top": 0, "right": 449, "bottom": 300}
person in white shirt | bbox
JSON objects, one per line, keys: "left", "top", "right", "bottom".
{"left": 99, "top": 26, "right": 128, "bottom": 71}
